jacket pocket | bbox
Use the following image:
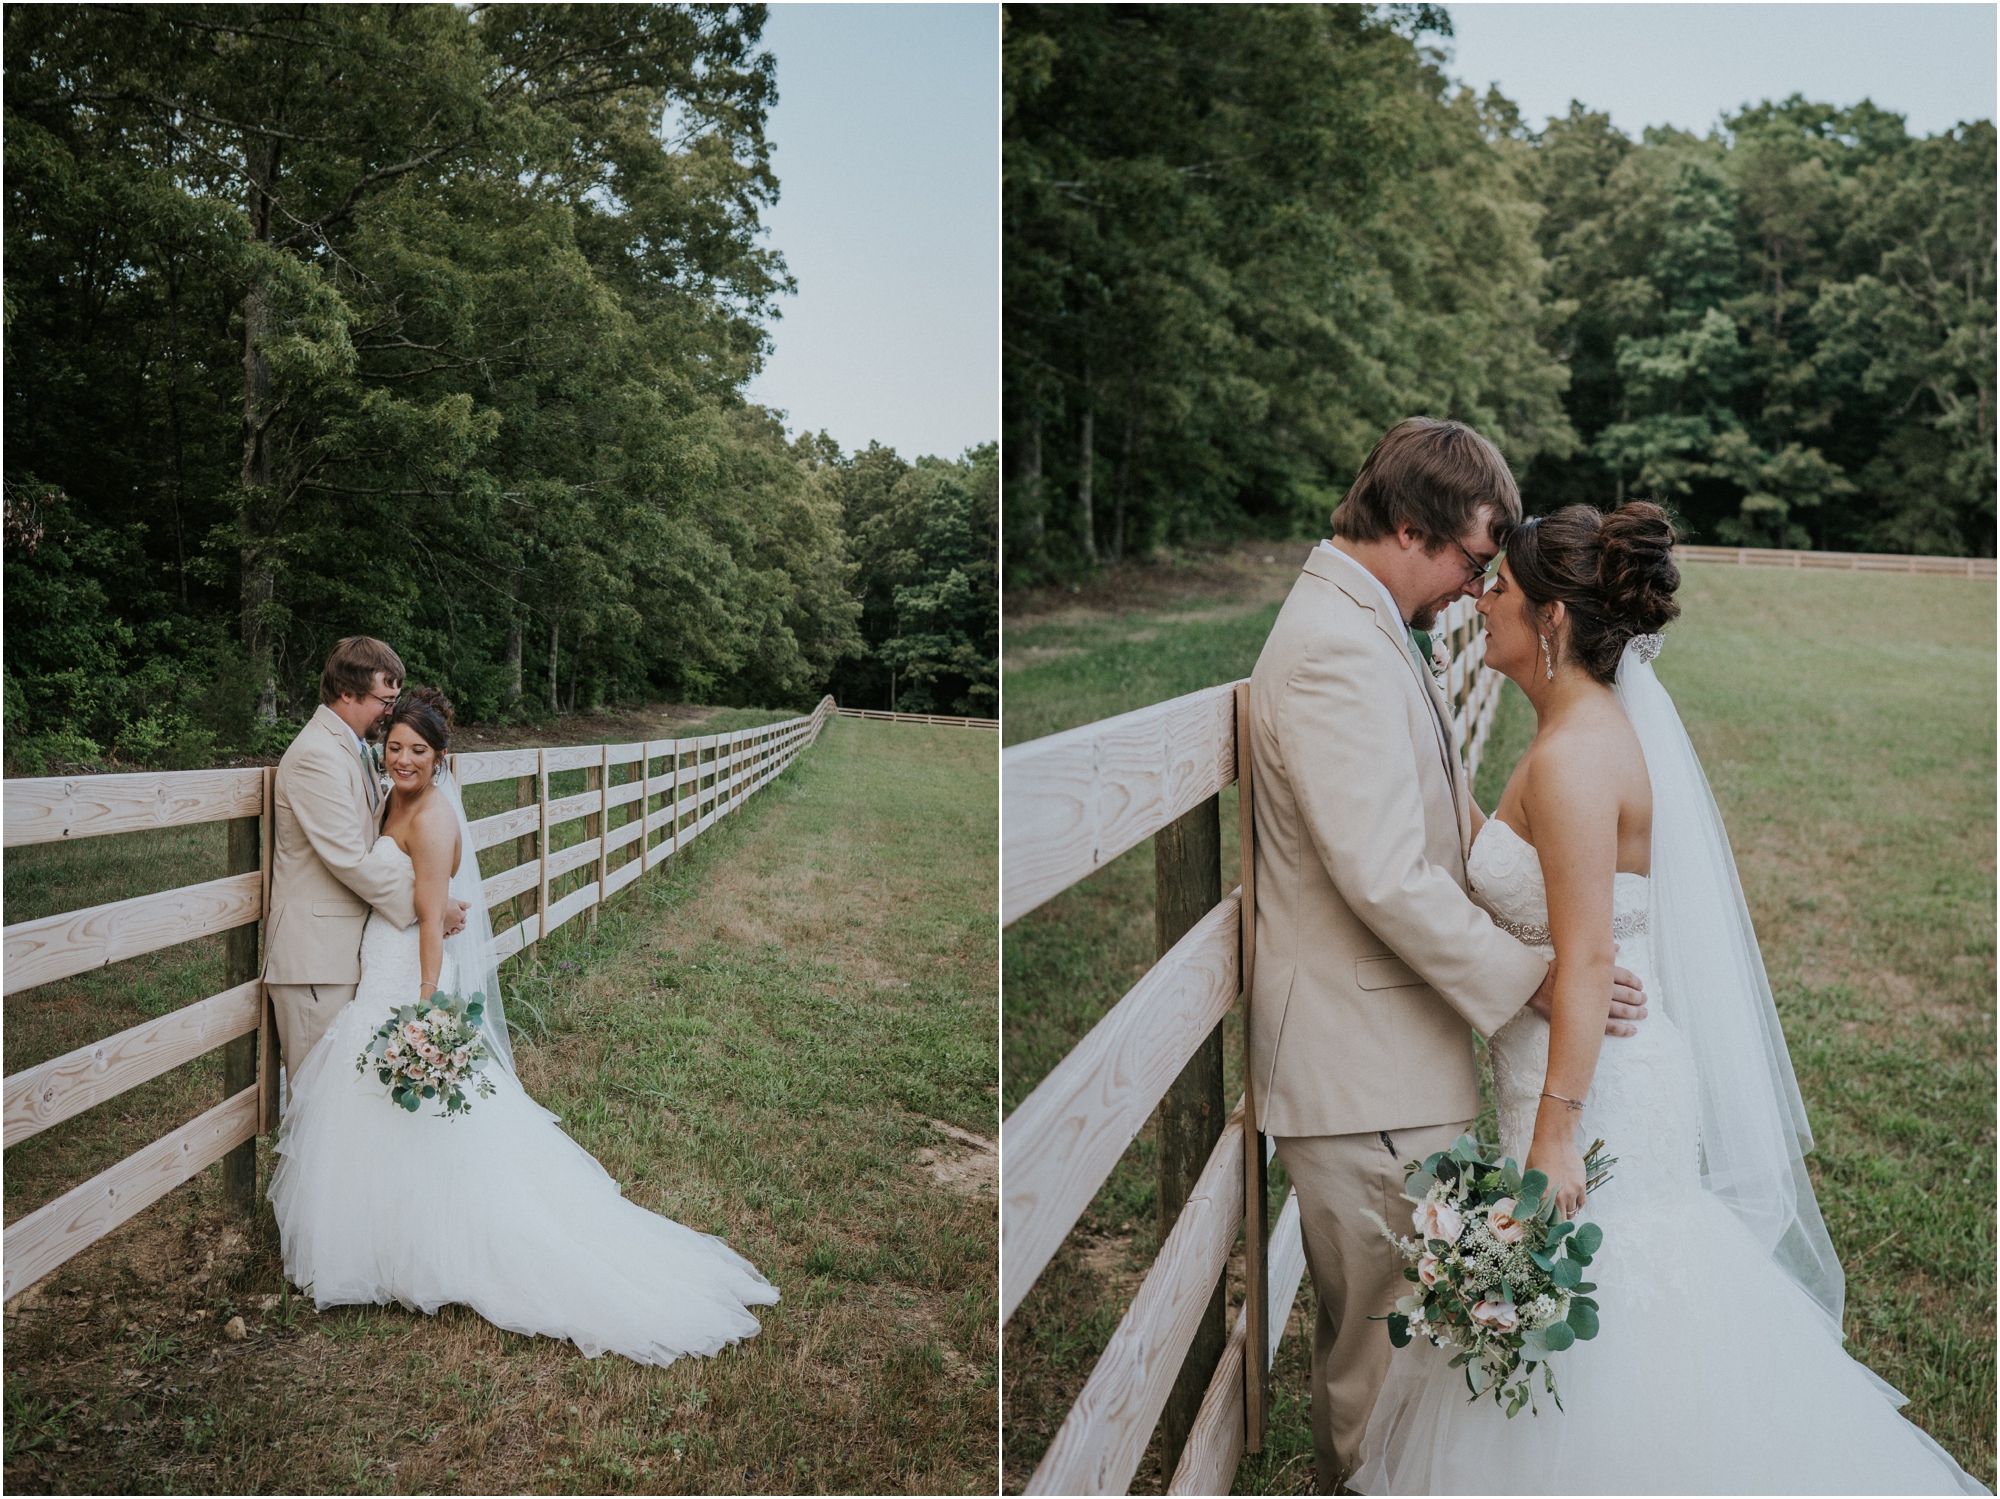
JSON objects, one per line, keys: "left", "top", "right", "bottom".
{"left": 1355, "top": 954, "right": 1423, "bottom": 991}
{"left": 311, "top": 899, "right": 368, "bottom": 918}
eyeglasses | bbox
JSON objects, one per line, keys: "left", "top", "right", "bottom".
{"left": 1454, "top": 539, "right": 1497, "bottom": 586}
{"left": 367, "top": 688, "right": 401, "bottom": 711}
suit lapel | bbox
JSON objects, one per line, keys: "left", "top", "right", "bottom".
{"left": 313, "top": 706, "right": 378, "bottom": 828}
{"left": 1308, "top": 547, "right": 1465, "bottom": 830}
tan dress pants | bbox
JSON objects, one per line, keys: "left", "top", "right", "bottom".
{"left": 1274, "top": 1118, "right": 1472, "bottom": 1493}
{"left": 267, "top": 982, "right": 358, "bottom": 1075}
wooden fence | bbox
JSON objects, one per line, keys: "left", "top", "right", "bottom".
{"left": 1000, "top": 593, "right": 1501, "bottom": 1495}
{"left": 835, "top": 707, "right": 999, "bottom": 730}
{"left": 1674, "top": 543, "right": 1996, "bottom": 579}
{"left": 1, "top": 698, "right": 835, "bottom": 1301}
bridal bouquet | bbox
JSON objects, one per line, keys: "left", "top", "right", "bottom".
{"left": 1370, "top": 1133, "right": 1614, "bottom": 1416}
{"left": 355, "top": 990, "right": 497, "bottom": 1118}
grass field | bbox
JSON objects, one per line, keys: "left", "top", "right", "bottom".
{"left": 4, "top": 713, "right": 999, "bottom": 1495}
{"left": 1000, "top": 558, "right": 1995, "bottom": 1493}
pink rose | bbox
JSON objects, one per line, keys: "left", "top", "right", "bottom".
{"left": 1412, "top": 1199, "right": 1464, "bottom": 1244}
{"left": 1470, "top": 1298, "right": 1520, "bottom": 1333}
{"left": 1487, "top": 1198, "right": 1527, "bottom": 1244}
{"left": 1417, "top": 1253, "right": 1442, "bottom": 1288}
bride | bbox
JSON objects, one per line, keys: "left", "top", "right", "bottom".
{"left": 267, "top": 687, "right": 778, "bottom": 1364}
{"left": 1350, "top": 504, "right": 1985, "bottom": 1494}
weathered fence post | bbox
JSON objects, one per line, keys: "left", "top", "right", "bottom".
{"left": 222, "top": 809, "right": 261, "bottom": 1217}
{"left": 515, "top": 769, "right": 538, "bottom": 948}
{"left": 589, "top": 743, "right": 608, "bottom": 929}
{"left": 533, "top": 749, "right": 550, "bottom": 961}
{"left": 1156, "top": 791, "right": 1225, "bottom": 1474}
{"left": 1235, "top": 682, "right": 1270, "bottom": 1454}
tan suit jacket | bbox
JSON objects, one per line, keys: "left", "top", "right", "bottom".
{"left": 265, "top": 705, "right": 416, "bottom": 987}
{"left": 1247, "top": 545, "right": 1547, "bottom": 1138}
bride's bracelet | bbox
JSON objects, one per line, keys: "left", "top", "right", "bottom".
{"left": 1540, "top": 1090, "right": 1586, "bottom": 1112}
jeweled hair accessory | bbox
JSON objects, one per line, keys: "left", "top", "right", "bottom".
{"left": 1628, "top": 633, "right": 1664, "bottom": 663}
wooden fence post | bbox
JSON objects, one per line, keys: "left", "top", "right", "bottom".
{"left": 221, "top": 809, "right": 261, "bottom": 1217}
{"left": 590, "top": 743, "right": 608, "bottom": 929}
{"left": 514, "top": 769, "right": 537, "bottom": 945}
{"left": 533, "top": 749, "right": 549, "bottom": 961}
{"left": 1156, "top": 791, "right": 1225, "bottom": 1474}
{"left": 1235, "top": 683, "right": 1270, "bottom": 1453}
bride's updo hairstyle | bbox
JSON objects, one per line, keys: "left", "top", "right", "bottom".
{"left": 1505, "top": 502, "right": 1682, "bottom": 684}
{"left": 388, "top": 685, "right": 454, "bottom": 759}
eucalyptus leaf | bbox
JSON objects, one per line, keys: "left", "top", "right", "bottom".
{"left": 1573, "top": 1222, "right": 1604, "bottom": 1255}
{"left": 1550, "top": 1258, "right": 1582, "bottom": 1289}
{"left": 1541, "top": 1320, "right": 1576, "bottom": 1352}
{"left": 1566, "top": 1301, "right": 1600, "bottom": 1340}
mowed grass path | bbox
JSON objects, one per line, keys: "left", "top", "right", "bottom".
{"left": 1001, "top": 564, "right": 1994, "bottom": 1492}
{"left": 4, "top": 716, "right": 998, "bottom": 1495}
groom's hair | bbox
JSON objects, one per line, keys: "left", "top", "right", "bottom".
{"left": 319, "top": 637, "right": 405, "bottom": 706}
{"left": 1331, "top": 418, "right": 1521, "bottom": 549}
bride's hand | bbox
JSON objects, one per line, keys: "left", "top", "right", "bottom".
{"left": 1529, "top": 946, "right": 1648, "bottom": 1036}
{"left": 1525, "top": 1124, "right": 1588, "bottom": 1218}
{"left": 442, "top": 899, "right": 469, "bottom": 939}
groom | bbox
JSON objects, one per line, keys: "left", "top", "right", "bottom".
{"left": 1244, "top": 418, "right": 1648, "bottom": 1491}
{"left": 265, "top": 637, "right": 466, "bottom": 1075}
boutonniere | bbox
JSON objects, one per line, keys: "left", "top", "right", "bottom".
{"left": 1428, "top": 635, "right": 1450, "bottom": 690}
{"left": 369, "top": 742, "right": 392, "bottom": 801}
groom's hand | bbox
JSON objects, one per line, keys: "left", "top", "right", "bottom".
{"left": 1527, "top": 948, "right": 1649, "bottom": 1036}
{"left": 443, "top": 899, "right": 469, "bottom": 938}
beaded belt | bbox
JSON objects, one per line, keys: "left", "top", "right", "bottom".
{"left": 1493, "top": 909, "right": 1649, "bottom": 947}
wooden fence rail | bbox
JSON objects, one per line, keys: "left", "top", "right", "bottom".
{"left": 1001, "top": 593, "right": 1501, "bottom": 1495}
{"left": 834, "top": 707, "right": 999, "bottom": 730}
{"left": 1673, "top": 542, "right": 1995, "bottom": 578}
{"left": 2, "top": 698, "right": 835, "bottom": 1301}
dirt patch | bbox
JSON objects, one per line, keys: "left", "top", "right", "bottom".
{"left": 915, "top": 1120, "right": 997, "bottom": 1199}
{"left": 1002, "top": 645, "right": 1086, "bottom": 674}
{"left": 1005, "top": 544, "right": 1306, "bottom": 625}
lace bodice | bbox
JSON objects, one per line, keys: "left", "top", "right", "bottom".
{"left": 1470, "top": 819, "right": 1702, "bottom": 1208}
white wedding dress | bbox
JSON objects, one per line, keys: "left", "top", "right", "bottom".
{"left": 1350, "top": 815, "right": 1985, "bottom": 1494}
{"left": 267, "top": 834, "right": 778, "bottom": 1365}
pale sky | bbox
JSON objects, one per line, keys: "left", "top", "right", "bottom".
{"left": 1444, "top": 3, "right": 1997, "bottom": 139}
{"left": 742, "top": 3, "right": 999, "bottom": 464}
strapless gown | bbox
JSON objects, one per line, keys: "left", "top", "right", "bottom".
{"left": 266, "top": 839, "right": 777, "bottom": 1365}
{"left": 1350, "top": 818, "right": 1986, "bottom": 1495}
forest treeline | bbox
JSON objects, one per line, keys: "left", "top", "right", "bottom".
{"left": 1002, "top": 3, "right": 1996, "bottom": 584}
{"left": 3, "top": 4, "right": 996, "bottom": 774}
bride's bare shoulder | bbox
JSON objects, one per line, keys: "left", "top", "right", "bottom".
{"left": 404, "top": 790, "right": 459, "bottom": 868}
{"left": 1521, "top": 698, "right": 1647, "bottom": 805}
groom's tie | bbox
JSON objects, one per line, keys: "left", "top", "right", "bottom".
{"left": 1407, "top": 626, "right": 1432, "bottom": 671}
{"left": 358, "top": 739, "right": 379, "bottom": 814}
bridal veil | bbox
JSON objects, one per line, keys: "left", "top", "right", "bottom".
{"left": 1614, "top": 633, "right": 1845, "bottom": 1333}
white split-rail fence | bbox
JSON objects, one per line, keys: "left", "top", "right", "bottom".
{"left": 1000, "top": 593, "right": 1502, "bottom": 1496}
{"left": 1674, "top": 543, "right": 1995, "bottom": 578}
{"left": 1, "top": 697, "right": 835, "bottom": 1301}
{"left": 836, "top": 706, "right": 999, "bottom": 730}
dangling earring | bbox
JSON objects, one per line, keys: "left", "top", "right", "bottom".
{"left": 1539, "top": 633, "right": 1555, "bottom": 680}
